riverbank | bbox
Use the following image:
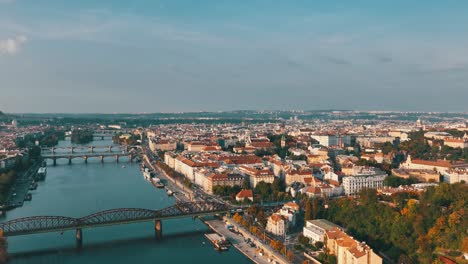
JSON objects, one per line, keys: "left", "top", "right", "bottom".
{"left": 142, "top": 154, "right": 194, "bottom": 202}
{"left": 3, "top": 162, "right": 40, "bottom": 210}
{"left": 203, "top": 218, "right": 290, "bottom": 264}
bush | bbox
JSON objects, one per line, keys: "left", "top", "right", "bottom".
{"left": 298, "top": 234, "right": 310, "bottom": 245}
{"left": 294, "top": 244, "right": 303, "bottom": 251}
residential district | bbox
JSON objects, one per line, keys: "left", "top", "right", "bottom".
{"left": 0, "top": 111, "right": 467, "bottom": 264}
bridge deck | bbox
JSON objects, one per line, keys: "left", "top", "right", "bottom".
{"left": 0, "top": 202, "right": 229, "bottom": 237}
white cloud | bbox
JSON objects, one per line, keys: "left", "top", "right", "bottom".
{"left": 0, "top": 35, "right": 28, "bottom": 55}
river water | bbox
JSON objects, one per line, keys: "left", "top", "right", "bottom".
{"left": 4, "top": 139, "right": 250, "bottom": 264}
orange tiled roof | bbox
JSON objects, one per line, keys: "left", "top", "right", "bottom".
{"left": 236, "top": 189, "right": 253, "bottom": 198}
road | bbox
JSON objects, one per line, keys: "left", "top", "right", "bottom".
{"left": 141, "top": 143, "right": 228, "bottom": 205}
{"left": 205, "top": 218, "right": 289, "bottom": 264}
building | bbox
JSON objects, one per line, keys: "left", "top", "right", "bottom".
{"left": 278, "top": 202, "right": 300, "bottom": 227}
{"left": 266, "top": 214, "right": 288, "bottom": 236}
{"left": 0, "top": 155, "right": 17, "bottom": 171}
{"left": 401, "top": 155, "right": 462, "bottom": 173}
{"left": 356, "top": 136, "right": 395, "bottom": 148}
{"left": 285, "top": 170, "right": 312, "bottom": 185}
{"left": 442, "top": 168, "right": 468, "bottom": 184}
{"left": 424, "top": 131, "right": 452, "bottom": 140}
{"left": 325, "top": 227, "right": 382, "bottom": 264}
{"left": 149, "top": 138, "right": 177, "bottom": 152}
{"left": 236, "top": 189, "right": 253, "bottom": 202}
{"left": 342, "top": 167, "right": 387, "bottom": 195}
{"left": 392, "top": 168, "right": 440, "bottom": 183}
{"left": 303, "top": 219, "right": 341, "bottom": 243}
{"left": 239, "top": 166, "right": 275, "bottom": 188}
{"left": 443, "top": 135, "right": 468, "bottom": 149}
{"left": 205, "top": 173, "right": 244, "bottom": 194}
{"left": 311, "top": 134, "right": 339, "bottom": 147}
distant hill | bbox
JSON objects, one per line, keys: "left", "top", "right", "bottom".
{"left": 0, "top": 111, "right": 8, "bottom": 120}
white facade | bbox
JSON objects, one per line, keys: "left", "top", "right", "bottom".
{"left": 442, "top": 169, "right": 468, "bottom": 184}
{"left": 311, "top": 135, "right": 338, "bottom": 147}
{"left": 266, "top": 214, "right": 288, "bottom": 236}
{"left": 193, "top": 169, "right": 209, "bottom": 188}
{"left": 342, "top": 174, "right": 386, "bottom": 195}
{"left": 303, "top": 219, "right": 341, "bottom": 243}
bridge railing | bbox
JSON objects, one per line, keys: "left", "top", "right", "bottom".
{"left": 0, "top": 201, "right": 230, "bottom": 237}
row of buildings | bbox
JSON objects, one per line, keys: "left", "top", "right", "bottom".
{"left": 303, "top": 219, "right": 382, "bottom": 264}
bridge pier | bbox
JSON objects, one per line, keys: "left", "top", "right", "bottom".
{"left": 90, "top": 146, "right": 94, "bottom": 153}
{"left": 51, "top": 147, "right": 55, "bottom": 154}
{"left": 71, "top": 147, "right": 75, "bottom": 154}
{"left": 68, "top": 158, "right": 72, "bottom": 165}
{"left": 115, "top": 155, "right": 119, "bottom": 163}
{"left": 84, "top": 156, "right": 88, "bottom": 164}
{"left": 108, "top": 146, "right": 112, "bottom": 153}
{"left": 101, "top": 136, "right": 104, "bottom": 140}
{"left": 76, "top": 228, "right": 83, "bottom": 249}
{"left": 53, "top": 158, "right": 57, "bottom": 166}
{"left": 154, "top": 220, "right": 162, "bottom": 240}
{"left": 100, "top": 155, "right": 104, "bottom": 163}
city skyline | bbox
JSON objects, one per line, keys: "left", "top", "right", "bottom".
{"left": 1, "top": 0, "right": 468, "bottom": 113}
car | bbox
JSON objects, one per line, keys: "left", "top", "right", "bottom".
{"left": 12, "top": 193, "right": 17, "bottom": 197}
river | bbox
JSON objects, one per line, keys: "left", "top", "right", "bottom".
{"left": 4, "top": 139, "right": 250, "bottom": 264}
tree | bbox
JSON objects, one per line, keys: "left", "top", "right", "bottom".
{"left": 315, "top": 241, "right": 324, "bottom": 249}
{"left": 272, "top": 177, "right": 285, "bottom": 194}
{"left": 233, "top": 213, "right": 243, "bottom": 223}
{"left": 242, "top": 177, "right": 251, "bottom": 189}
{"left": 0, "top": 235, "right": 7, "bottom": 264}
{"left": 327, "top": 255, "right": 337, "bottom": 264}
{"left": 286, "top": 250, "right": 295, "bottom": 261}
{"left": 254, "top": 181, "right": 272, "bottom": 200}
{"left": 70, "top": 129, "right": 93, "bottom": 144}
{"left": 304, "top": 199, "right": 313, "bottom": 221}
{"left": 298, "top": 234, "right": 310, "bottom": 245}
{"left": 359, "top": 188, "right": 378, "bottom": 205}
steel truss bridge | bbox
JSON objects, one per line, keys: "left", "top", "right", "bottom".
{"left": 0, "top": 201, "right": 229, "bottom": 247}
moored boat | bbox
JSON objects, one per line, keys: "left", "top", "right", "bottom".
{"left": 204, "top": 233, "right": 231, "bottom": 251}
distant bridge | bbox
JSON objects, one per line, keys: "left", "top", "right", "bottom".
{"left": 64, "top": 129, "right": 131, "bottom": 140}
{"left": 0, "top": 201, "right": 229, "bottom": 247}
{"left": 41, "top": 145, "right": 139, "bottom": 165}
{"left": 41, "top": 145, "right": 128, "bottom": 154}
{"left": 41, "top": 152, "right": 136, "bottom": 165}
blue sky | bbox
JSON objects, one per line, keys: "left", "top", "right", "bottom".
{"left": 1, "top": 0, "right": 467, "bottom": 113}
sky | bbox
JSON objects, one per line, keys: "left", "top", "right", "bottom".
{"left": 0, "top": 0, "right": 467, "bottom": 113}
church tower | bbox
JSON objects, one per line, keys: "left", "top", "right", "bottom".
{"left": 281, "top": 135, "right": 286, "bottom": 148}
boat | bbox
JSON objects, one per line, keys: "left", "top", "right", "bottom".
{"left": 36, "top": 167, "right": 47, "bottom": 181}
{"left": 204, "top": 233, "right": 231, "bottom": 251}
{"left": 121, "top": 165, "right": 126, "bottom": 169}
{"left": 151, "top": 177, "right": 165, "bottom": 188}
{"left": 166, "top": 189, "right": 174, "bottom": 196}
{"left": 151, "top": 177, "right": 161, "bottom": 183}
{"left": 143, "top": 168, "right": 152, "bottom": 180}
{"left": 29, "top": 182, "right": 38, "bottom": 190}
{"left": 24, "top": 193, "right": 32, "bottom": 201}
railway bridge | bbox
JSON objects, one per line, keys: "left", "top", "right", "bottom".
{"left": 0, "top": 201, "right": 229, "bottom": 248}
